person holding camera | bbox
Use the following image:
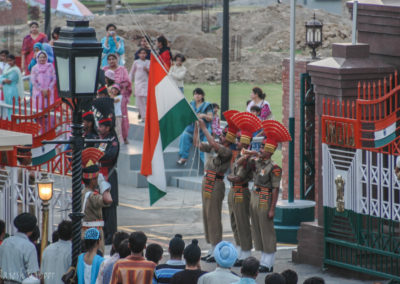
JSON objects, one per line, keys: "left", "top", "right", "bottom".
{"left": 101, "top": 24, "right": 125, "bottom": 68}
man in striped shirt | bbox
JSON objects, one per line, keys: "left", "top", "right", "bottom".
{"left": 111, "top": 231, "right": 156, "bottom": 284}
{"left": 154, "top": 234, "right": 186, "bottom": 283}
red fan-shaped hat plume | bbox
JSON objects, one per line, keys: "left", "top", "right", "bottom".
{"left": 223, "top": 110, "right": 239, "bottom": 143}
{"left": 231, "top": 112, "right": 262, "bottom": 145}
{"left": 261, "top": 120, "right": 291, "bottom": 153}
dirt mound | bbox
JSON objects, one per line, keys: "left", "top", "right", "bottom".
{"left": 4, "top": 3, "right": 351, "bottom": 83}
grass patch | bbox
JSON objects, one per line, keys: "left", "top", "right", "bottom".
{"left": 130, "top": 81, "right": 283, "bottom": 166}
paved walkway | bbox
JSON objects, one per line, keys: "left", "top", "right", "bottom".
{"left": 113, "top": 184, "right": 385, "bottom": 284}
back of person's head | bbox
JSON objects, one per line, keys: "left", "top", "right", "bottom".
{"left": 253, "top": 87, "right": 266, "bottom": 100}
{"left": 241, "top": 257, "right": 259, "bottom": 278}
{"left": 281, "top": 269, "right": 298, "bottom": 284}
{"left": 29, "top": 225, "right": 40, "bottom": 243}
{"left": 129, "top": 231, "right": 147, "bottom": 253}
{"left": 14, "top": 213, "right": 37, "bottom": 233}
{"left": 0, "top": 50, "right": 9, "bottom": 56}
{"left": 0, "top": 219, "right": 5, "bottom": 235}
{"left": 112, "top": 231, "right": 129, "bottom": 253}
{"left": 145, "top": 243, "right": 163, "bottom": 264}
{"left": 169, "top": 234, "right": 185, "bottom": 258}
{"left": 303, "top": 277, "right": 325, "bottom": 284}
{"left": 265, "top": 273, "right": 286, "bottom": 284}
{"left": 184, "top": 239, "right": 201, "bottom": 266}
{"left": 118, "top": 239, "right": 131, "bottom": 258}
{"left": 52, "top": 230, "right": 59, "bottom": 243}
{"left": 7, "top": 54, "right": 15, "bottom": 61}
{"left": 58, "top": 220, "right": 72, "bottom": 241}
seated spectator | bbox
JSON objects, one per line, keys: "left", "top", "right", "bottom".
{"left": 0, "top": 213, "right": 39, "bottom": 282}
{"left": 96, "top": 231, "right": 129, "bottom": 284}
{"left": 170, "top": 239, "right": 206, "bottom": 284}
{"left": 303, "top": 277, "right": 325, "bottom": 284}
{"left": 0, "top": 219, "right": 5, "bottom": 245}
{"left": 281, "top": 269, "right": 298, "bottom": 284}
{"left": 233, "top": 256, "right": 259, "bottom": 284}
{"left": 111, "top": 231, "right": 156, "bottom": 284}
{"left": 154, "top": 234, "right": 186, "bottom": 283}
{"left": 146, "top": 243, "right": 164, "bottom": 265}
{"left": 77, "top": 228, "right": 104, "bottom": 284}
{"left": 265, "top": 273, "right": 285, "bottom": 284}
{"left": 100, "top": 239, "right": 131, "bottom": 284}
{"left": 41, "top": 220, "right": 72, "bottom": 284}
{"left": 198, "top": 241, "right": 240, "bottom": 284}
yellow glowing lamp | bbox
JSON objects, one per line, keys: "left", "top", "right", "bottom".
{"left": 37, "top": 174, "right": 54, "bottom": 202}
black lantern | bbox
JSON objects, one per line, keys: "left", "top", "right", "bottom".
{"left": 305, "top": 13, "right": 323, "bottom": 59}
{"left": 53, "top": 21, "right": 102, "bottom": 98}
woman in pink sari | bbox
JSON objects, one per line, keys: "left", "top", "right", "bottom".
{"left": 103, "top": 53, "right": 132, "bottom": 144}
{"left": 31, "top": 51, "right": 56, "bottom": 111}
{"left": 21, "top": 22, "right": 48, "bottom": 75}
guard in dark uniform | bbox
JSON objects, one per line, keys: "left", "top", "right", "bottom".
{"left": 247, "top": 120, "right": 291, "bottom": 273}
{"left": 92, "top": 98, "right": 120, "bottom": 245}
{"left": 82, "top": 99, "right": 98, "bottom": 148}
{"left": 228, "top": 112, "right": 262, "bottom": 266}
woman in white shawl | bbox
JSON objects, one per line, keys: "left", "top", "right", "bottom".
{"left": 0, "top": 54, "right": 24, "bottom": 119}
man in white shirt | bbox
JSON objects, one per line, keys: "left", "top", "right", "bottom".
{"left": 41, "top": 220, "right": 72, "bottom": 284}
{"left": 0, "top": 213, "right": 39, "bottom": 283}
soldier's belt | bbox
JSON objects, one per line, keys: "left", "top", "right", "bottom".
{"left": 254, "top": 186, "right": 271, "bottom": 209}
{"left": 232, "top": 182, "right": 249, "bottom": 203}
{"left": 82, "top": 221, "right": 104, "bottom": 227}
{"left": 203, "top": 170, "right": 224, "bottom": 199}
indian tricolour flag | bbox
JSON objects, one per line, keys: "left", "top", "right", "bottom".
{"left": 361, "top": 112, "right": 400, "bottom": 148}
{"left": 140, "top": 54, "right": 197, "bottom": 205}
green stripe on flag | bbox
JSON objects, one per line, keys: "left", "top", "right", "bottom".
{"left": 149, "top": 182, "right": 167, "bottom": 206}
{"left": 32, "top": 149, "right": 56, "bottom": 166}
{"left": 159, "top": 99, "right": 197, "bottom": 150}
{"left": 374, "top": 132, "right": 396, "bottom": 148}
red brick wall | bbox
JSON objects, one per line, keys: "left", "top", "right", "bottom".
{"left": 0, "top": 0, "right": 28, "bottom": 26}
{"left": 281, "top": 59, "right": 310, "bottom": 200}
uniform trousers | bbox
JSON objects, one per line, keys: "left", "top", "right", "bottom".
{"left": 202, "top": 179, "right": 225, "bottom": 246}
{"left": 249, "top": 191, "right": 276, "bottom": 253}
{"left": 102, "top": 204, "right": 117, "bottom": 245}
{"left": 227, "top": 187, "right": 253, "bottom": 252}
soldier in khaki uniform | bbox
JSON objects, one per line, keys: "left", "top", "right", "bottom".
{"left": 195, "top": 119, "right": 233, "bottom": 263}
{"left": 228, "top": 112, "right": 262, "bottom": 266}
{"left": 247, "top": 120, "right": 291, "bottom": 273}
{"left": 81, "top": 147, "right": 113, "bottom": 253}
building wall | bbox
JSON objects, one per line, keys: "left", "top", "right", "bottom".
{"left": 0, "top": 0, "right": 28, "bottom": 26}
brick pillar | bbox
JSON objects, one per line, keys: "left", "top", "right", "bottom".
{"left": 281, "top": 59, "right": 311, "bottom": 200}
{"left": 0, "top": 0, "right": 28, "bottom": 26}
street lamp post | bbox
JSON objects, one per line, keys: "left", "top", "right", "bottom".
{"left": 37, "top": 173, "right": 53, "bottom": 259}
{"left": 52, "top": 20, "right": 102, "bottom": 267}
{"left": 305, "top": 13, "right": 323, "bottom": 59}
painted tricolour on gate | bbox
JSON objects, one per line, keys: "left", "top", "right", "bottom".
{"left": 361, "top": 111, "right": 400, "bottom": 148}
{"left": 140, "top": 54, "right": 197, "bottom": 205}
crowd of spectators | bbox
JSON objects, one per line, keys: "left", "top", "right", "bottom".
{"left": 0, "top": 213, "right": 333, "bottom": 284}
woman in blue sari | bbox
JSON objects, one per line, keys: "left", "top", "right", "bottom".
{"left": 0, "top": 54, "right": 24, "bottom": 119}
{"left": 177, "top": 88, "right": 213, "bottom": 165}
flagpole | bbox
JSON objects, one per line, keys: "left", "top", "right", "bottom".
{"left": 45, "top": 0, "right": 51, "bottom": 39}
{"left": 220, "top": 0, "right": 229, "bottom": 117}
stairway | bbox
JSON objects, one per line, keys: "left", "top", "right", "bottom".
{"left": 117, "top": 108, "right": 203, "bottom": 188}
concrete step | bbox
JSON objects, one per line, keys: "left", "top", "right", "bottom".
{"left": 171, "top": 175, "right": 231, "bottom": 191}
{"left": 119, "top": 168, "right": 200, "bottom": 188}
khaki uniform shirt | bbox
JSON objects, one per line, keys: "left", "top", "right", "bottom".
{"left": 251, "top": 159, "right": 282, "bottom": 189}
{"left": 82, "top": 187, "right": 106, "bottom": 222}
{"left": 200, "top": 143, "right": 232, "bottom": 174}
{"left": 232, "top": 153, "right": 253, "bottom": 184}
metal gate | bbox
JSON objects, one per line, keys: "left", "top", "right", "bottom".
{"left": 321, "top": 72, "right": 400, "bottom": 280}
{"left": 300, "top": 73, "right": 315, "bottom": 200}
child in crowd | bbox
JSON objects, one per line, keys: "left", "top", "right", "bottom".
{"left": 250, "top": 105, "right": 261, "bottom": 118}
{"left": 110, "top": 84, "right": 124, "bottom": 144}
{"left": 169, "top": 53, "right": 187, "bottom": 93}
{"left": 129, "top": 48, "right": 150, "bottom": 123}
{"left": 211, "top": 103, "right": 222, "bottom": 138}
{"left": 145, "top": 243, "right": 164, "bottom": 265}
